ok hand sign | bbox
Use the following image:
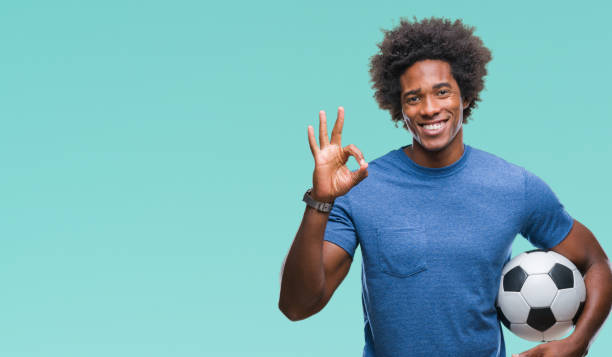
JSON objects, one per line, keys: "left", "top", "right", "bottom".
{"left": 307, "top": 107, "right": 369, "bottom": 203}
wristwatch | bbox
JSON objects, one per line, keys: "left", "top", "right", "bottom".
{"left": 302, "top": 188, "right": 334, "bottom": 213}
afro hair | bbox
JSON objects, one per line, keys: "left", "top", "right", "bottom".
{"left": 369, "top": 17, "right": 492, "bottom": 126}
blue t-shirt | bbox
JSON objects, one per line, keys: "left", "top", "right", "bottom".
{"left": 323, "top": 144, "right": 574, "bottom": 357}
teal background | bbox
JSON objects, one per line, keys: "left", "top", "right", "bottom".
{"left": 0, "top": 0, "right": 610, "bottom": 356}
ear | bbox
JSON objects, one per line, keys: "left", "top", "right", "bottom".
{"left": 462, "top": 98, "right": 471, "bottom": 109}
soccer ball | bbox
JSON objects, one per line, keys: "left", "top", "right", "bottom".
{"left": 496, "top": 249, "right": 586, "bottom": 342}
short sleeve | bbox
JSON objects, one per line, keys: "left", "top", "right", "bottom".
{"left": 324, "top": 194, "right": 358, "bottom": 258}
{"left": 520, "top": 169, "right": 574, "bottom": 249}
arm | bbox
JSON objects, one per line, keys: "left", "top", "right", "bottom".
{"left": 553, "top": 220, "right": 612, "bottom": 353}
{"left": 278, "top": 107, "right": 368, "bottom": 321}
{"left": 278, "top": 206, "right": 353, "bottom": 321}
{"left": 515, "top": 219, "right": 612, "bottom": 357}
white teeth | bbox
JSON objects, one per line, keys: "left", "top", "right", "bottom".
{"left": 423, "top": 122, "right": 444, "bottom": 130}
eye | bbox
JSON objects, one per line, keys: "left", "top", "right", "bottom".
{"left": 405, "top": 96, "right": 419, "bottom": 104}
{"left": 437, "top": 89, "right": 450, "bottom": 95}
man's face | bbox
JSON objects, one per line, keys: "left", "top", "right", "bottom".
{"left": 400, "top": 60, "right": 468, "bottom": 152}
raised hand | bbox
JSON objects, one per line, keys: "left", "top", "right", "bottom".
{"left": 307, "top": 107, "right": 369, "bottom": 203}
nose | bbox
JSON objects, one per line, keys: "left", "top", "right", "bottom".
{"left": 419, "top": 95, "right": 441, "bottom": 118}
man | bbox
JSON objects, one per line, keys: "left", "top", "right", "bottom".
{"left": 278, "top": 17, "right": 611, "bottom": 357}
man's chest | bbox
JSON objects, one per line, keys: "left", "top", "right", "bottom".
{"left": 351, "top": 185, "right": 523, "bottom": 279}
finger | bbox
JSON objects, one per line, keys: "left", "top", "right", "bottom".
{"left": 350, "top": 157, "right": 368, "bottom": 186}
{"left": 343, "top": 144, "right": 367, "bottom": 166}
{"left": 344, "top": 144, "right": 369, "bottom": 186}
{"left": 330, "top": 106, "right": 344, "bottom": 146}
{"left": 307, "top": 125, "right": 320, "bottom": 157}
{"left": 319, "top": 110, "right": 329, "bottom": 148}
{"left": 351, "top": 164, "right": 369, "bottom": 186}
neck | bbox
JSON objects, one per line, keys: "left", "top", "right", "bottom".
{"left": 403, "top": 130, "right": 464, "bottom": 168}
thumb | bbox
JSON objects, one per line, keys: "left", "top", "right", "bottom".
{"left": 514, "top": 349, "right": 535, "bottom": 357}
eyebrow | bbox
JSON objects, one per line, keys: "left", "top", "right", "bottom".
{"left": 402, "top": 82, "right": 452, "bottom": 99}
{"left": 433, "top": 82, "right": 451, "bottom": 90}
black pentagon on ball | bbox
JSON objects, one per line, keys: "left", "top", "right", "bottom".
{"left": 496, "top": 306, "right": 511, "bottom": 329}
{"left": 504, "top": 266, "right": 528, "bottom": 292}
{"left": 527, "top": 307, "right": 557, "bottom": 332}
{"left": 548, "top": 263, "right": 574, "bottom": 289}
{"left": 572, "top": 301, "right": 585, "bottom": 326}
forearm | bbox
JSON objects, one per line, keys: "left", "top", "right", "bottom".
{"left": 567, "top": 259, "right": 612, "bottom": 352}
{"left": 278, "top": 206, "right": 330, "bottom": 319}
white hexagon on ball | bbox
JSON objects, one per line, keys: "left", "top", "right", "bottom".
{"left": 548, "top": 251, "right": 576, "bottom": 270}
{"left": 497, "top": 291, "right": 530, "bottom": 323}
{"left": 520, "top": 274, "right": 558, "bottom": 308}
{"left": 520, "top": 251, "right": 556, "bottom": 274}
{"left": 543, "top": 321, "right": 573, "bottom": 341}
{"left": 550, "top": 289, "right": 580, "bottom": 321}
{"left": 510, "top": 323, "right": 543, "bottom": 342}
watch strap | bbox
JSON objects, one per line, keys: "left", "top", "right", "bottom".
{"left": 302, "top": 188, "right": 334, "bottom": 213}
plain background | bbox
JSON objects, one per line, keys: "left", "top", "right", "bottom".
{"left": 1, "top": 0, "right": 610, "bottom": 356}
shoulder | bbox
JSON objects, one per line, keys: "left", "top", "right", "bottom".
{"left": 468, "top": 146, "right": 523, "bottom": 171}
{"left": 467, "top": 147, "right": 554, "bottom": 190}
{"left": 467, "top": 146, "right": 526, "bottom": 179}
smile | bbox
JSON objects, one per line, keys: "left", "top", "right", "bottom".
{"left": 418, "top": 119, "right": 449, "bottom": 134}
